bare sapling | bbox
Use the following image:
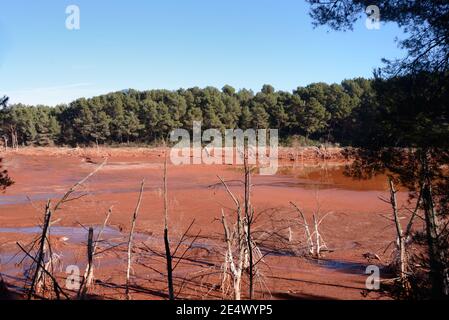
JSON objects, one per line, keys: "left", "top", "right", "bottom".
{"left": 125, "top": 179, "right": 145, "bottom": 300}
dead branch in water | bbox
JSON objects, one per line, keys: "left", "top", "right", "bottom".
{"left": 125, "top": 180, "right": 145, "bottom": 300}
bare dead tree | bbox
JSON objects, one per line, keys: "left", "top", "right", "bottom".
{"left": 381, "top": 177, "right": 426, "bottom": 296}
{"left": 290, "top": 202, "right": 314, "bottom": 256}
{"left": 290, "top": 201, "right": 332, "bottom": 258}
{"left": 221, "top": 208, "right": 244, "bottom": 300}
{"left": 389, "top": 178, "right": 408, "bottom": 291}
{"left": 78, "top": 227, "right": 94, "bottom": 300}
{"left": 78, "top": 206, "right": 114, "bottom": 299}
{"left": 172, "top": 222, "right": 202, "bottom": 299}
{"left": 218, "top": 152, "right": 265, "bottom": 300}
{"left": 243, "top": 152, "right": 255, "bottom": 299}
{"left": 27, "top": 200, "right": 52, "bottom": 299}
{"left": 22, "top": 204, "right": 63, "bottom": 299}
{"left": 137, "top": 218, "right": 202, "bottom": 300}
{"left": 140, "top": 150, "right": 196, "bottom": 300}
{"left": 163, "top": 150, "right": 175, "bottom": 300}
{"left": 125, "top": 180, "right": 145, "bottom": 300}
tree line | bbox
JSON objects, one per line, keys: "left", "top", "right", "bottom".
{"left": 0, "top": 79, "right": 377, "bottom": 147}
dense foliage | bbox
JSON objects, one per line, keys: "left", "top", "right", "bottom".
{"left": 307, "top": 0, "right": 449, "bottom": 76}
{"left": 307, "top": 0, "right": 449, "bottom": 298}
{"left": 0, "top": 80, "right": 376, "bottom": 147}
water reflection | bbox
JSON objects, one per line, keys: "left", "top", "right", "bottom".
{"left": 278, "top": 165, "right": 389, "bottom": 191}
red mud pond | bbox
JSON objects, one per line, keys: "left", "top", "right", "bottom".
{"left": 0, "top": 148, "right": 411, "bottom": 300}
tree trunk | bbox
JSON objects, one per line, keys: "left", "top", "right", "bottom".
{"left": 422, "top": 181, "right": 447, "bottom": 298}
{"left": 233, "top": 276, "right": 241, "bottom": 300}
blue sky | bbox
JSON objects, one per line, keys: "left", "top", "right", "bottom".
{"left": 0, "top": 0, "right": 405, "bottom": 106}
